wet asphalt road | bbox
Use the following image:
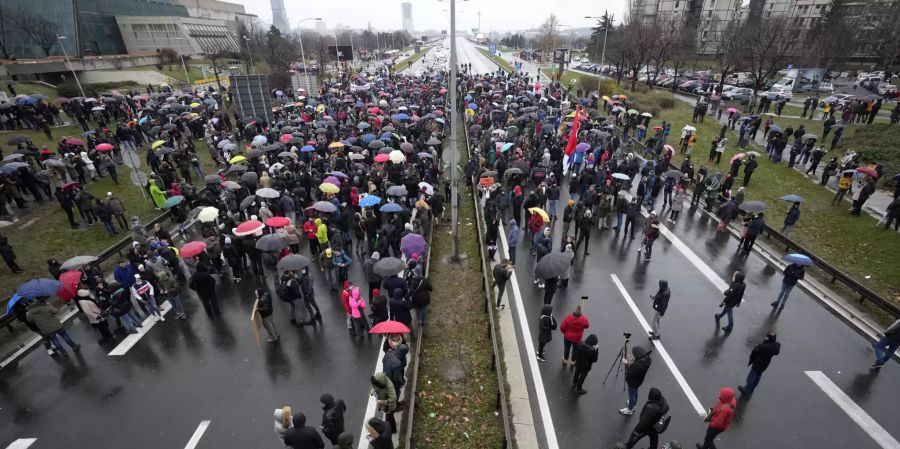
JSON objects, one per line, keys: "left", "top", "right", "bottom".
{"left": 0, "top": 240, "right": 381, "bottom": 449}
{"left": 446, "top": 37, "right": 900, "bottom": 449}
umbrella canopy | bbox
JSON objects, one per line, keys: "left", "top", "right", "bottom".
{"left": 239, "top": 195, "right": 257, "bottom": 210}
{"left": 534, "top": 252, "right": 575, "bottom": 279}
{"left": 255, "top": 234, "right": 288, "bottom": 252}
{"left": 425, "top": 137, "right": 442, "bottom": 146}
{"left": 95, "top": 143, "right": 114, "bottom": 151}
{"left": 380, "top": 202, "right": 405, "bottom": 213}
{"left": 255, "top": 187, "right": 280, "bottom": 199}
{"left": 312, "top": 201, "right": 337, "bottom": 213}
{"left": 234, "top": 219, "right": 265, "bottom": 236}
{"left": 386, "top": 185, "right": 408, "bottom": 197}
{"left": 180, "top": 241, "right": 207, "bottom": 258}
{"left": 60, "top": 255, "right": 98, "bottom": 270}
{"left": 739, "top": 201, "right": 768, "bottom": 213}
{"left": 373, "top": 257, "right": 405, "bottom": 277}
{"left": 400, "top": 233, "right": 427, "bottom": 258}
{"left": 417, "top": 181, "right": 434, "bottom": 196}
{"left": 780, "top": 194, "right": 805, "bottom": 203}
{"left": 17, "top": 278, "right": 62, "bottom": 299}
{"left": 56, "top": 271, "right": 82, "bottom": 301}
{"left": 323, "top": 175, "right": 341, "bottom": 186}
{"left": 784, "top": 253, "right": 813, "bottom": 266}
{"left": 369, "top": 320, "right": 411, "bottom": 334}
{"left": 359, "top": 195, "right": 381, "bottom": 208}
{"left": 730, "top": 153, "right": 746, "bottom": 164}
{"left": 389, "top": 150, "right": 405, "bottom": 164}
{"left": 856, "top": 167, "right": 878, "bottom": 178}
{"left": 5, "top": 294, "right": 23, "bottom": 314}
{"left": 204, "top": 174, "right": 221, "bottom": 184}
{"left": 164, "top": 195, "right": 184, "bottom": 208}
{"left": 528, "top": 207, "right": 549, "bottom": 222}
{"left": 319, "top": 182, "right": 340, "bottom": 194}
{"left": 277, "top": 254, "right": 310, "bottom": 272}
{"left": 266, "top": 216, "right": 291, "bottom": 227}
{"left": 664, "top": 169, "right": 683, "bottom": 179}
{"left": 197, "top": 206, "right": 219, "bottom": 223}
{"left": 222, "top": 180, "right": 242, "bottom": 191}
{"left": 374, "top": 154, "right": 390, "bottom": 163}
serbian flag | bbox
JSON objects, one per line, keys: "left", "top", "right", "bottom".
{"left": 562, "top": 106, "right": 581, "bottom": 175}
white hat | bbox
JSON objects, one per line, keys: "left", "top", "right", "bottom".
{"left": 134, "top": 274, "right": 141, "bottom": 279}
{"left": 107, "top": 192, "right": 113, "bottom": 196}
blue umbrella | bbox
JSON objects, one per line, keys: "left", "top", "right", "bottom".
{"left": 328, "top": 170, "right": 349, "bottom": 179}
{"left": 380, "top": 202, "right": 404, "bottom": 213}
{"left": 359, "top": 195, "right": 381, "bottom": 208}
{"left": 81, "top": 130, "right": 96, "bottom": 137}
{"left": 394, "top": 113, "right": 410, "bottom": 121}
{"left": 164, "top": 195, "right": 185, "bottom": 208}
{"left": 355, "top": 101, "right": 365, "bottom": 108}
{"left": 468, "top": 103, "right": 478, "bottom": 110}
{"left": 17, "top": 278, "right": 62, "bottom": 299}
{"left": 780, "top": 194, "right": 805, "bottom": 203}
{"left": 357, "top": 122, "right": 371, "bottom": 129}
{"left": 5, "top": 293, "right": 23, "bottom": 313}
{"left": 784, "top": 253, "right": 813, "bottom": 266}
{"left": 464, "top": 95, "right": 473, "bottom": 101}
{"left": 380, "top": 132, "right": 393, "bottom": 141}
{"left": 300, "top": 145, "right": 316, "bottom": 153}
{"left": 361, "top": 133, "right": 376, "bottom": 143}
{"left": 30, "top": 94, "right": 48, "bottom": 100}
{"left": 345, "top": 136, "right": 358, "bottom": 144}
{"left": 15, "top": 97, "right": 36, "bottom": 105}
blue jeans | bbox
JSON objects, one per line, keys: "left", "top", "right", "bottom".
{"left": 744, "top": 367, "right": 763, "bottom": 392}
{"left": 874, "top": 336, "right": 900, "bottom": 365}
{"left": 168, "top": 293, "right": 185, "bottom": 316}
{"left": 509, "top": 245, "right": 517, "bottom": 265}
{"left": 774, "top": 282, "right": 794, "bottom": 308}
{"left": 716, "top": 307, "right": 734, "bottom": 329}
{"left": 627, "top": 386, "right": 638, "bottom": 410}
{"left": 120, "top": 311, "right": 140, "bottom": 331}
{"left": 144, "top": 296, "right": 161, "bottom": 317}
{"left": 548, "top": 199, "right": 558, "bottom": 219}
{"left": 49, "top": 329, "right": 78, "bottom": 351}
{"left": 615, "top": 212, "right": 623, "bottom": 229}
{"left": 416, "top": 305, "right": 428, "bottom": 324}
{"left": 102, "top": 220, "right": 116, "bottom": 236}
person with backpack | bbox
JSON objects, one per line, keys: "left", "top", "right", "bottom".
{"left": 408, "top": 274, "right": 432, "bottom": 326}
{"left": 571, "top": 334, "right": 599, "bottom": 394}
{"left": 715, "top": 271, "right": 746, "bottom": 332}
{"left": 278, "top": 271, "right": 300, "bottom": 325}
{"left": 697, "top": 388, "right": 736, "bottom": 449}
{"left": 620, "top": 346, "right": 652, "bottom": 415}
{"left": 535, "top": 304, "right": 557, "bottom": 362}
{"left": 253, "top": 288, "right": 278, "bottom": 343}
{"left": 617, "top": 387, "right": 670, "bottom": 449}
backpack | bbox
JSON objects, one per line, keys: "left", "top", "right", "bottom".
{"left": 276, "top": 281, "right": 294, "bottom": 302}
{"left": 654, "top": 413, "right": 671, "bottom": 433}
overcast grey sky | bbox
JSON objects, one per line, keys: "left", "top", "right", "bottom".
{"left": 234, "top": 0, "right": 628, "bottom": 33}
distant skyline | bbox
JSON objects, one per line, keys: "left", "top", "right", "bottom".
{"left": 233, "top": 0, "right": 628, "bottom": 33}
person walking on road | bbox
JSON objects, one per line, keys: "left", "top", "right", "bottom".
{"left": 648, "top": 280, "right": 670, "bottom": 340}
{"left": 189, "top": 266, "right": 221, "bottom": 316}
{"left": 572, "top": 334, "right": 599, "bottom": 394}
{"left": 536, "top": 304, "right": 557, "bottom": 362}
{"left": 254, "top": 288, "right": 279, "bottom": 343}
{"left": 715, "top": 271, "right": 746, "bottom": 332}
{"left": 532, "top": 227, "right": 552, "bottom": 288}
{"left": 871, "top": 318, "right": 900, "bottom": 370}
{"left": 274, "top": 406, "right": 293, "bottom": 445}
{"left": 740, "top": 213, "right": 765, "bottom": 253}
{"left": 738, "top": 332, "right": 781, "bottom": 394}
{"left": 696, "top": 388, "right": 737, "bottom": 449}
{"left": 507, "top": 219, "right": 519, "bottom": 265}
{"left": 620, "top": 346, "right": 652, "bottom": 415}
{"left": 617, "top": 387, "right": 669, "bottom": 449}
{"left": 574, "top": 209, "right": 594, "bottom": 255}
{"left": 639, "top": 212, "right": 661, "bottom": 261}
{"left": 770, "top": 263, "right": 805, "bottom": 311}
{"left": 560, "top": 305, "right": 590, "bottom": 366}
{"left": 493, "top": 259, "right": 513, "bottom": 309}
{"left": 319, "top": 393, "right": 346, "bottom": 446}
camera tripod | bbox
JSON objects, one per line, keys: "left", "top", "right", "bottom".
{"left": 602, "top": 333, "right": 631, "bottom": 390}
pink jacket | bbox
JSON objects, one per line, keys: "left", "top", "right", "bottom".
{"left": 349, "top": 288, "right": 367, "bottom": 318}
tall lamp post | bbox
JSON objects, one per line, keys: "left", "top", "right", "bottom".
{"left": 242, "top": 35, "right": 253, "bottom": 74}
{"left": 57, "top": 35, "right": 85, "bottom": 98}
{"left": 344, "top": 26, "right": 355, "bottom": 69}
{"left": 585, "top": 13, "right": 609, "bottom": 91}
{"left": 295, "top": 17, "right": 322, "bottom": 95}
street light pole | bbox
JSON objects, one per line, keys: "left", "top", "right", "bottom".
{"left": 57, "top": 35, "right": 85, "bottom": 98}
{"left": 295, "top": 18, "right": 321, "bottom": 96}
{"left": 242, "top": 35, "right": 253, "bottom": 74}
{"left": 448, "top": 0, "right": 460, "bottom": 259}
{"left": 346, "top": 27, "right": 355, "bottom": 68}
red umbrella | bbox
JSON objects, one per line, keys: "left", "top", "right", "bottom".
{"left": 65, "top": 138, "right": 84, "bottom": 146}
{"left": 374, "top": 154, "right": 390, "bottom": 163}
{"left": 369, "top": 320, "right": 411, "bottom": 334}
{"left": 180, "top": 241, "right": 207, "bottom": 258}
{"left": 266, "top": 216, "right": 291, "bottom": 228}
{"left": 56, "top": 270, "right": 82, "bottom": 301}
{"left": 61, "top": 181, "right": 81, "bottom": 192}
{"left": 856, "top": 167, "right": 879, "bottom": 178}
{"left": 96, "top": 143, "right": 114, "bottom": 151}
{"left": 234, "top": 219, "right": 265, "bottom": 236}
{"left": 40, "top": 148, "right": 55, "bottom": 155}
{"left": 279, "top": 134, "right": 292, "bottom": 144}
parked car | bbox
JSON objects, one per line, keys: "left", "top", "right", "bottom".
{"left": 816, "top": 82, "right": 834, "bottom": 93}
{"left": 722, "top": 87, "right": 753, "bottom": 101}
{"left": 760, "top": 88, "right": 793, "bottom": 100}
{"left": 678, "top": 80, "right": 703, "bottom": 92}
{"left": 877, "top": 82, "right": 897, "bottom": 97}
{"left": 819, "top": 94, "right": 854, "bottom": 110}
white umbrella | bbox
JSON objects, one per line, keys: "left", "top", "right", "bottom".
{"left": 418, "top": 181, "right": 434, "bottom": 196}
{"left": 197, "top": 207, "right": 219, "bottom": 222}
{"left": 389, "top": 150, "right": 405, "bottom": 164}
{"left": 255, "top": 187, "right": 280, "bottom": 199}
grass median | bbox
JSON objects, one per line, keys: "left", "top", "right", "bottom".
{"left": 393, "top": 48, "right": 430, "bottom": 73}
{"left": 411, "top": 124, "right": 505, "bottom": 448}
{"left": 476, "top": 48, "right": 513, "bottom": 73}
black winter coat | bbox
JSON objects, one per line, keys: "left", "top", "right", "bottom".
{"left": 722, "top": 280, "right": 746, "bottom": 308}
{"left": 748, "top": 340, "right": 781, "bottom": 372}
{"left": 634, "top": 388, "right": 669, "bottom": 434}
{"left": 573, "top": 342, "right": 599, "bottom": 370}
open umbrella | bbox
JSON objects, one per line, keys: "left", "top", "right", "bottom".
{"left": 95, "top": 143, "right": 114, "bottom": 152}
{"left": 60, "top": 255, "right": 98, "bottom": 270}
{"left": 235, "top": 219, "right": 265, "bottom": 236}
{"left": 5, "top": 294, "right": 24, "bottom": 314}
{"left": 17, "top": 278, "right": 62, "bottom": 299}
{"left": 528, "top": 207, "right": 549, "bottom": 222}
{"left": 266, "top": 216, "right": 291, "bottom": 228}
{"left": 222, "top": 180, "right": 242, "bottom": 191}
{"left": 730, "top": 153, "right": 746, "bottom": 164}
{"left": 856, "top": 167, "right": 878, "bottom": 178}
{"left": 664, "top": 169, "right": 683, "bottom": 179}
{"left": 359, "top": 195, "right": 381, "bottom": 208}
{"left": 323, "top": 175, "right": 341, "bottom": 186}
{"left": 312, "top": 201, "right": 337, "bottom": 213}
{"left": 277, "top": 254, "right": 310, "bottom": 272}
{"left": 386, "top": 185, "right": 408, "bottom": 197}
{"left": 380, "top": 203, "right": 405, "bottom": 213}
{"left": 369, "top": 320, "right": 411, "bottom": 334}
{"left": 534, "top": 252, "right": 575, "bottom": 279}
{"left": 319, "top": 183, "right": 340, "bottom": 194}
{"left": 180, "top": 241, "right": 207, "bottom": 258}
{"left": 239, "top": 195, "right": 257, "bottom": 211}
{"left": 389, "top": 150, "right": 405, "bottom": 164}
{"left": 256, "top": 234, "right": 288, "bottom": 252}
{"left": 780, "top": 194, "right": 805, "bottom": 203}
{"left": 784, "top": 253, "right": 813, "bottom": 266}
{"left": 230, "top": 155, "right": 247, "bottom": 164}
{"left": 373, "top": 257, "right": 405, "bottom": 277}
{"left": 204, "top": 174, "right": 221, "bottom": 184}
{"left": 739, "top": 201, "right": 768, "bottom": 213}
{"left": 164, "top": 195, "right": 184, "bottom": 208}
{"left": 426, "top": 137, "right": 442, "bottom": 146}
{"left": 56, "top": 271, "right": 82, "bottom": 301}
{"left": 197, "top": 207, "right": 219, "bottom": 223}
{"left": 255, "top": 187, "right": 280, "bottom": 199}
{"left": 373, "top": 154, "right": 390, "bottom": 163}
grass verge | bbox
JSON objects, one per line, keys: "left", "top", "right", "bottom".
{"left": 393, "top": 48, "right": 429, "bottom": 73}
{"left": 477, "top": 48, "right": 513, "bottom": 73}
{"left": 412, "top": 125, "right": 505, "bottom": 449}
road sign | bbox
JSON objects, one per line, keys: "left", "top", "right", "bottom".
{"left": 489, "top": 42, "right": 496, "bottom": 53}
{"left": 130, "top": 170, "right": 149, "bottom": 187}
{"left": 122, "top": 149, "right": 141, "bottom": 169}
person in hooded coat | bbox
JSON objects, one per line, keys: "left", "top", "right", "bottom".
{"left": 738, "top": 332, "right": 780, "bottom": 394}
{"left": 715, "top": 271, "right": 746, "bottom": 332}
{"left": 370, "top": 288, "right": 389, "bottom": 325}
{"left": 572, "top": 334, "right": 599, "bottom": 394}
{"left": 366, "top": 417, "right": 394, "bottom": 449}
{"left": 649, "top": 280, "right": 670, "bottom": 340}
{"left": 274, "top": 406, "right": 293, "bottom": 445}
{"left": 389, "top": 288, "right": 413, "bottom": 329}
{"left": 283, "top": 412, "right": 324, "bottom": 449}
{"left": 507, "top": 219, "right": 520, "bottom": 264}
{"left": 617, "top": 387, "right": 669, "bottom": 449}
{"left": 319, "top": 394, "right": 346, "bottom": 445}
{"left": 370, "top": 373, "right": 397, "bottom": 434}
{"left": 697, "top": 387, "right": 736, "bottom": 449}
{"left": 536, "top": 304, "right": 557, "bottom": 362}
{"left": 363, "top": 252, "right": 383, "bottom": 300}
{"left": 621, "top": 346, "right": 653, "bottom": 415}
{"left": 382, "top": 344, "right": 409, "bottom": 398}
{"left": 336, "top": 432, "right": 354, "bottom": 449}
{"left": 559, "top": 304, "right": 590, "bottom": 366}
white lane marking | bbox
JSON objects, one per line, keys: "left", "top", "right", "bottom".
{"left": 805, "top": 371, "right": 900, "bottom": 449}
{"left": 108, "top": 301, "right": 173, "bottom": 356}
{"left": 356, "top": 337, "right": 387, "bottom": 449}
{"left": 183, "top": 420, "right": 211, "bottom": 449}
{"left": 4, "top": 439, "right": 37, "bottom": 449}
{"left": 611, "top": 274, "right": 706, "bottom": 416}
{"left": 498, "top": 223, "right": 560, "bottom": 449}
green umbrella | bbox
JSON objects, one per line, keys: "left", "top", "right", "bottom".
{"left": 627, "top": 108, "right": 639, "bottom": 115}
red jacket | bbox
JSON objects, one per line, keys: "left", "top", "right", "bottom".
{"left": 528, "top": 213, "right": 544, "bottom": 233}
{"left": 559, "top": 313, "right": 590, "bottom": 343}
{"left": 708, "top": 387, "right": 736, "bottom": 430}
{"left": 302, "top": 220, "right": 317, "bottom": 240}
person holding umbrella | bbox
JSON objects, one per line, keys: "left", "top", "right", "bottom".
{"left": 780, "top": 202, "right": 801, "bottom": 237}
{"left": 771, "top": 259, "right": 806, "bottom": 311}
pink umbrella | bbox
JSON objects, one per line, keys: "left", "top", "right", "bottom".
{"left": 730, "top": 152, "right": 746, "bottom": 164}
{"left": 65, "top": 138, "right": 84, "bottom": 146}
{"left": 234, "top": 219, "right": 265, "bottom": 236}
{"left": 95, "top": 143, "right": 114, "bottom": 151}
{"left": 279, "top": 134, "right": 292, "bottom": 144}
{"left": 56, "top": 270, "right": 82, "bottom": 301}
{"left": 374, "top": 154, "right": 390, "bottom": 163}
{"left": 727, "top": 107, "right": 738, "bottom": 113}
{"left": 180, "top": 241, "right": 207, "bottom": 258}
{"left": 265, "top": 216, "right": 291, "bottom": 228}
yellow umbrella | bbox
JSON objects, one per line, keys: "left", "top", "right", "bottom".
{"left": 151, "top": 140, "right": 166, "bottom": 149}
{"left": 190, "top": 102, "right": 201, "bottom": 107}
{"left": 319, "top": 182, "right": 340, "bottom": 194}
{"left": 328, "top": 141, "right": 345, "bottom": 149}
{"left": 566, "top": 111, "right": 576, "bottom": 118}
{"left": 528, "top": 207, "right": 550, "bottom": 222}
{"left": 602, "top": 95, "right": 610, "bottom": 101}
{"left": 230, "top": 155, "right": 247, "bottom": 164}
{"left": 316, "top": 104, "right": 325, "bottom": 113}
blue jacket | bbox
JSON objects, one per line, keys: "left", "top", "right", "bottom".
{"left": 507, "top": 220, "right": 519, "bottom": 247}
{"left": 114, "top": 264, "right": 137, "bottom": 289}
{"left": 784, "top": 206, "right": 800, "bottom": 226}
{"left": 332, "top": 252, "right": 352, "bottom": 268}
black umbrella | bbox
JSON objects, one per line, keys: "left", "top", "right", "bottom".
{"left": 480, "top": 170, "right": 498, "bottom": 178}
{"left": 240, "top": 195, "right": 257, "bottom": 210}
{"left": 162, "top": 123, "right": 177, "bottom": 130}
{"left": 386, "top": 185, "right": 408, "bottom": 196}
{"left": 739, "top": 201, "right": 768, "bottom": 213}
{"left": 241, "top": 171, "right": 258, "bottom": 184}
{"left": 511, "top": 160, "right": 530, "bottom": 172}
{"left": 247, "top": 148, "right": 263, "bottom": 159}
{"left": 204, "top": 174, "right": 221, "bottom": 184}
{"left": 7, "top": 136, "right": 27, "bottom": 146}
{"left": 664, "top": 169, "right": 683, "bottom": 179}
{"left": 255, "top": 234, "right": 288, "bottom": 252}
{"left": 373, "top": 257, "right": 405, "bottom": 277}
{"left": 155, "top": 147, "right": 175, "bottom": 156}
{"left": 148, "top": 126, "right": 161, "bottom": 136}
{"left": 277, "top": 254, "right": 310, "bottom": 271}
{"left": 534, "top": 252, "right": 574, "bottom": 279}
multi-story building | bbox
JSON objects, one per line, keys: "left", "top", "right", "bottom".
{"left": 401, "top": 2, "right": 414, "bottom": 34}
{"left": 270, "top": 0, "right": 290, "bottom": 34}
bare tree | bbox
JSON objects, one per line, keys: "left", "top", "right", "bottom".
{"left": 864, "top": 1, "right": 900, "bottom": 75}
{"left": 619, "top": 19, "right": 655, "bottom": 91}
{"left": 538, "top": 14, "right": 560, "bottom": 62}
{"left": 646, "top": 18, "right": 679, "bottom": 86}
{"left": 708, "top": 18, "right": 745, "bottom": 92}
{"left": 743, "top": 15, "right": 800, "bottom": 102}
{"left": 666, "top": 23, "right": 697, "bottom": 91}
{"left": 0, "top": 5, "right": 20, "bottom": 59}
{"left": 16, "top": 10, "right": 60, "bottom": 57}
{"left": 804, "top": 0, "right": 858, "bottom": 74}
